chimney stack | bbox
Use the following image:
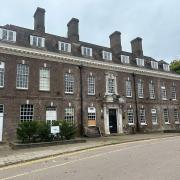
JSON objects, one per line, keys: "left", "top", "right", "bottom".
{"left": 131, "top": 37, "right": 143, "bottom": 57}
{"left": 34, "top": 7, "right": 45, "bottom": 33}
{"left": 67, "top": 18, "right": 79, "bottom": 42}
{"left": 109, "top": 31, "right": 122, "bottom": 54}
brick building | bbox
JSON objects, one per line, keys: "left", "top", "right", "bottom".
{"left": 0, "top": 7, "right": 180, "bottom": 141}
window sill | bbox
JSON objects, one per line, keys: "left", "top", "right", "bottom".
{"left": 165, "top": 122, "right": 170, "bottom": 125}
{"left": 65, "top": 92, "right": 74, "bottom": 95}
{"left": 88, "top": 93, "right": 95, "bottom": 96}
{"left": 138, "top": 97, "right": 144, "bottom": 99}
{"left": 162, "top": 98, "right": 168, "bottom": 101}
{"left": 0, "top": 39, "right": 16, "bottom": 43}
{"left": 140, "top": 123, "right": 147, "bottom": 126}
{"left": 39, "top": 90, "right": 50, "bottom": 92}
{"left": 175, "top": 122, "right": 180, "bottom": 125}
{"left": 128, "top": 123, "right": 135, "bottom": 126}
{"left": 172, "top": 99, "right": 177, "bottom": 101}
{"left": 16, "top": 88, "right": 28, "bottom": 90}
{"left": 152, "top": 123, "right": 158, "bottom": 125}
{"left": 126, "top": 96, "right": 132, "bottom": 98}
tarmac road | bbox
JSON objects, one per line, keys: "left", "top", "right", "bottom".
{"left": 1, "top": 136, "right": 180, "bottom": 180}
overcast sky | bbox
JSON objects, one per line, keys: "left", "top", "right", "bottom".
{"left": 0, "top": 0, "right": 180, "bottom": 63}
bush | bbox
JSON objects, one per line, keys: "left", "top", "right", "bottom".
{"left": 17, "top": 121, "right": 39, "bottom": 143}
{"left": 16, "top": 120, "right": 77, "bottom": 143}
{"left": 37, "top": 121, "right": 51, "bottom": 141}
{"left": 60, "top": 120, "right": 77, "bottom": 140}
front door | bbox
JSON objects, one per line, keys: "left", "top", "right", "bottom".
{"left": 109, "top": 109, "right": 117, "bottom": 133}
{"left": 0, "top": 105, "right": 4, "bottom": 142}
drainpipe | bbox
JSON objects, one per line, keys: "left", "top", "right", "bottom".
{"left": 132, "top": 72, "right": 139, "bottom": 132}
{"left": 79, "top": 65, "right": 83, "bottom": 136}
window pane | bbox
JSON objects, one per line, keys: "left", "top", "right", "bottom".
{"left": 16, "top": 64, "right": 29, "bottom": 89}
{"left": 39, "top": 68, "right": 50, "bottom": 91}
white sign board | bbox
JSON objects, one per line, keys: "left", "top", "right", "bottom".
{"left": 88, "top": 107, "right": 96, "bottom": 113}
{"left": 51, "top": 126, "right": 60, "bottom": 134}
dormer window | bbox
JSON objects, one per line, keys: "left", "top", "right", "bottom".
{"left": 58, "top": 41, "right": 71, "bottom": 53}
{"left": 121, "top": 55, "right": 130, "bottom": 64}
{"left": 30, "top": 35, "right": 45, "bottom": 48}
{"left": 163, "top": 64, "right": 170, "bottom": 71}
{"left": 102, "top": 51, "right": 112, "bottom": 61}
{"left": 81, "top": 46, "right": 92, "bottom": 57}
{"left": 136, "top": 58, "right": 144, "bottom": 67}
{"left": 151, "top": 61, "right": 158, "bottom": 69}
{"left": 0, "top": 28, "right": 16, "bottom": 42}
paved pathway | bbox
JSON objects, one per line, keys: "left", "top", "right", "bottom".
{"left": 0, "top": 133, "right": 179, "bottom": 168}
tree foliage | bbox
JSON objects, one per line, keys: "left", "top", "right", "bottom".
{"left": 170, "top": 60, "right": 180, "bottom": 74}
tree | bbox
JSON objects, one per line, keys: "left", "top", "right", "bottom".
{"left": 170, "top": 60, "right": 180, "bottom": 74}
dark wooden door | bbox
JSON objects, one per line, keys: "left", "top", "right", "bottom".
{"left": 109, "top": 109, "right": 117, "bottom": 133}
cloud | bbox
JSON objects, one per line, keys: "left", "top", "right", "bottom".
{"left": 0, "top": 0, "right": 180, "bottom": 62}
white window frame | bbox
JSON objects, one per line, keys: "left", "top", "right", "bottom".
{"left": 0, "top": 28, "right": 16, "bottom": 42}
{"left": 140, "top": 108, "right": 146, "bottom": 125}
{"left": 121, "top": 55, "right": 130, "bottom": 64}
{"left": 64, "top": 73, "right": 74, "bottom": 94}
{"left": 64, "top": 107, "right": 75, "bottom": 126}
{"left": 126, "top": 80, "right": 132, "bottom": 97}
{"left": 149, "top": 82, "right": 155, "bottom": 99}
{"left": 58, "top": 41, "right": 71, "bottom": 53}
{"left": 16, "top": 64, "right": 29, "bottom": 90}
{"left": 105, "top": 74, "right": 117, "bottom": 95}
{"left": 46, "top": 106, "right": 57, "bottom": 125}
{"left": 127, "top": 108, "right": 134, "bottom": 125}
{"left": 88, "top": 75, "right": 95, "bottom": 95}
{"left": 88, "top": 107, "right": 96, "bottom": 122}
{"left": 161, "top": 86, "right": 167, "bottom": 100}
{"left": 30, "top": 35, "right": 45, "bottom": 48}
{"left": 102, "top": 51, "right": 112, "bottom": 61}
{"left": 163, "top": 64, "right": 170, "bottom": 71}
{"left": 137, "top": 80, "right": 144, "bottom": 98}
{"left": 171, "top": 86, "right": 176, "bottom": 100}
{"left": 136, "top": 58, "right": 144, "bottom": 67}
{"left": 0, "top": 62, "right": 5, "bottom": 88}
{"left": 20, "top": 104, "right": 34, "bottom": 122}
{"left": 151, "top": 61, "right": 158, "bottom": 69}
{"left": 39, "top": 67, "right": 50, "bottom": 91}
{"left": 163, "top": 109, "right": 169, "bottom": 124}
{"left": 174, "top": 109, "right": 179, "bottom": 124}
{"left": 151, "top": 109, "right": 158, "bottom": 125}
{"left": 81, "top": 46, "right": 93, "bottom": 57}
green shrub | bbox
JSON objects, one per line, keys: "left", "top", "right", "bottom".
{"left": 17, "top": 121, "right": 39, "bottom": 143}
{"left": 37, "top": 121, "right": 51, "bottom": 141}
{"left": 60, "top": 120, "right": 77, "bottom": 140}
{"left": 16, "top": 120, "right": 77, "bottom": 143}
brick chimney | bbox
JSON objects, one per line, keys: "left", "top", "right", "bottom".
{"left": 67, "top": 18, "right": 79, "bottom": 42}
{"left": 131, "top": 37, "right": 143, "bottom": 57}
{"left": 34, "top": 7, "right": 45, "bottom": 33}
{"left": 109, "top": 31, "right": 122, "bottom": 54}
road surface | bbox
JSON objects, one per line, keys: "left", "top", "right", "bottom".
{"left": 1, "top": 136, "right": 180, "bottom": 180}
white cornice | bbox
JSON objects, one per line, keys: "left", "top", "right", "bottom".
{"left": 0, "top": 42, "right": 180, "bottom": 80}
